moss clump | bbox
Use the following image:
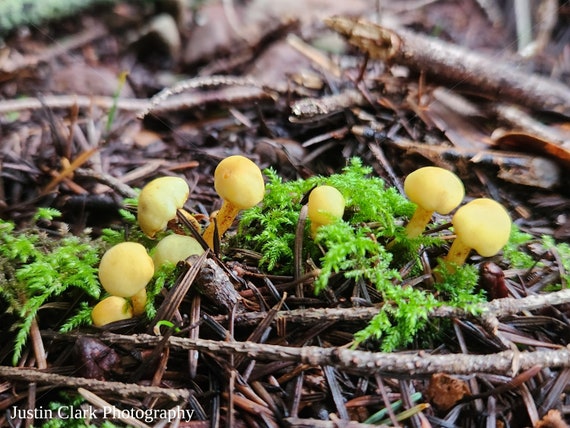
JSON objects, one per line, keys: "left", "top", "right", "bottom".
{"left": 238, "top": 158, "right": 415, "bottom": 273}
{"left": 0, "top": 208, "right": 102, "bottom": 364}
{"left": 234, "top": 158, "right": 569, "bottom": 351}
{"left": 235, "top": 158, "right": 485, "bottom": 351}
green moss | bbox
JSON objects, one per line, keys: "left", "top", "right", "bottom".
{"left": 235, "top": 158, "right": 474, "bottom": 351}
{"left": 235, "top": 158, "right": 570, "bottom": 351}
{"left": 238, "top": 158, "right": 415, "bottom": 273}
{"left": 502, "top": 224, "right": 536, "bottom": 269}
{"left": 0, "top": 211, "right": 102, "bottom": 364}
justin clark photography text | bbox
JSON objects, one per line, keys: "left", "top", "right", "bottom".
{"left": 9, "top": 405, "right": 195, "bottom": 424}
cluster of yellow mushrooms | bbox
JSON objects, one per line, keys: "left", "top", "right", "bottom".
{"left": 91, "top": 155, "right": 265, "bottom": 326}
{"left": 91, "top": 158, "right": 512, "bottom": 327}
{"left": 403, "top": 166, "right": 512, "bottom": 270}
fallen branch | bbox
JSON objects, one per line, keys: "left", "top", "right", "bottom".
{"left": 0, "top": 366, "right": 191, "bottom": 400}
{"left": 215, "top": 288, "right": 570, "bottom": 327}
{"left": 102, "top": 331, "right": 570, "bottom": 377}
{"left": 0, "top": 95, "right": 148, "bottom": 114}
{"left": 326, "top": 16, "right": 570, "bottom": 116}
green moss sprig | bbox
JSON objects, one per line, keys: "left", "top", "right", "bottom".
{"left": 0, "top": 209, "right": 102, "bottom": 364}
{"left": 235, "top": 158, "right": 570, "bottom": 351}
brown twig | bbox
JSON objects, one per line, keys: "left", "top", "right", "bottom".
{"left": 216, "top": 288, "right": 570, "bottom": 327}
{"left": 101, "top": 331, "right": 570, "bottom": 377}
{"left": 325, "top": 16, "right": 570, "bottom": 116}
{"left": 0, "top": 95, "right": 149, "bottom": 114}
{"left": 0, "top": 367, "right": 191, "bottom": 399}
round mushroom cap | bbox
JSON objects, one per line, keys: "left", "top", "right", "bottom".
{"left": 307, "top": 185, "right": 345, "bottom": 225}
{"left": 214, "top": 155, "right": 265, "bottom": 209}
{"left": 152, "top": 234, "right": 205, "bottom": 269}
{"left": 138, "top": 176, "right": 189, "bottom": 238}
{"left": 452, "top": 198, "right": 512, "bottom": 257}
{"left": 99, "top": 242, "right": 154, "bottom": 297}
{"left": 91, "top": 296, "right": 133, "bottom": 327}
{"left": 404, "top": 167, "right": 464, "bottom": 214}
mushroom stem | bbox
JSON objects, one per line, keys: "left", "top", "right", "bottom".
{"left": 405, "top": 207, "right": 435, "bottom": 238}
{"left": 444, "top": 236, "right": 472, "bottom": 267}
{"left": 203, "top": 200, "right": 241, "bottom": 248}
{"left": 310, "top": 222, "right": 322, "bottom": 238}
{"left": 131, "top": 288, "right": 147, "bottom": 316}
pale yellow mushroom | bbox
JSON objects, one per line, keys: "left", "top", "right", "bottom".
{"left": 203, "top": 155, "right": 265, "bottom": 248}
{"left": 307, "top": 185, "right": 345, "bottom": 237}
{"left": 152, "top": 234, "right": 205, "bottom": 270}
{"left": 404, "top": 167, "right": 464, "bottom": 238}
{"left": 98, "top": 242, "right": 154, "bottom": 298}
{"left": 444, "top": 198, "right": 512, "bottom": 267}
{"left": 91, "top": 296, "right": 133, "bottom": 327}
{"left": 138, "top": 176, "right": 189, "bottom": 238}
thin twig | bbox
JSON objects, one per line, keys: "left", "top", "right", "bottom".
{"left": 0, "top": 367, "right": 191, "bottom": 399}
{"left": 78, "top": 388, "right": 151, "bottom": 428}
{"left": 0, "top": 95, "right": 149, "bottom": 114}
{"left": 217, "top": 288, "right": 570, "bottom": 327}
{"left": 102, "top": 331, "right": 570, "bottom": 377}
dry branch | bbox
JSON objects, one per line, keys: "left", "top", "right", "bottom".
{"left": 0, "top": 95, "right": 148, "bottom": 114}
{"left": 217, "top": 288, "right": 570, "bottom": 327}
{"left": 326, "top": 16, "right": 570, "bottom": 116}
{"left": 0, "top": 367, "right": 191, "bottom": 400}
{"left": 102, "top": 331, "right": 570, "bottom": 377}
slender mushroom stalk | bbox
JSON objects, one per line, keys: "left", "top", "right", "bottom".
{"left": 98, "top": 242, "right": 154, "bottom": 298}
{"left": 404, "top": 167, "right": 465, "bottom": 238}
{"left": 203, "top": 155, "right": 265, "bottom": 249}
{"left": 91, "top": 296, "right": 133, "bottom": 327}
{"left": 130, "top": 288, "right": 147, "bottom": 316}
{"left": 137, "top": 176, "right": 190, "bottom": 238}
{"left": 307, "top": 185, "right": 345, "bottom": 238}
{"left": 443, "top": 198, "right": 512, "bottom": 268}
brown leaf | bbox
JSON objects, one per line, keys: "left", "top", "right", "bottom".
{"left": 425, "top": 373, "right": 470, "bottom": 411}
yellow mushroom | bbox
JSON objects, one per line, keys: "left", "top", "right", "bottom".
{"left": 91, "top": 296, "right": 133, "bottom": 327}
{"left": 203, "top": 155, "right": 265, "bottom": 248}
{"left": 444, "top": 198, "right": 512, "bottom": 267}
{"left": 404, "top": 167, "right": 464, "bottom": 238}
{"left": 98, "top": 242, "right": 154, "bottom": 298}
{"left": 137, "top": 176, "right": 189, "bottom": 238}
{"left": 152, "top": 234, "right": 205, "bottom": 270}
{"left": 307, "top": 185, "right": 345, "bottom": 237}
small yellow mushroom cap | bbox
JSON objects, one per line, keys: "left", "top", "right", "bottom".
{"left": 452, "top": 198, "right": 512, "bottom": 257}
{"left": 98, "top": 242, "right": 154, "bottom": 297}
{"left": 404, "top": 167, "right": 465, "bottom": 214}
{"left": 307, "top": 185, "right": 345, "bottom": 226}
{"left": 152, "top": 234, "right": 205, "bottom": 269}
{"left": 138, "top": 176, "right": 190, "bottom": 238}
{"left": 91, "top": 296, "right": 133, "bottom": 327}
{"left": 214, "top": 155, "right": 265, "bottom": 209}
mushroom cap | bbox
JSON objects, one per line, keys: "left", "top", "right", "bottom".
{"left": 452, "top": 198, "right": 512, "bottom": 257}
{"left": 138, "top": 176, "right": 189, "bottom": 238}
{"left": 152, "top": 234, "right": 205, "bottom": 269}
{"left": 214, "top": 155, "right": 265, "bottom": 209}
{"left": 404, "top": 167, "right": 464, "bottom": 214}
{"left": 98, "top": 242, "right": 154, "bottom": 297}
{"left": 91, "top": 296, "right": 133, "bottom": 327}
{"left": 307, "top": 185, "right": 345, "bottom": 226}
